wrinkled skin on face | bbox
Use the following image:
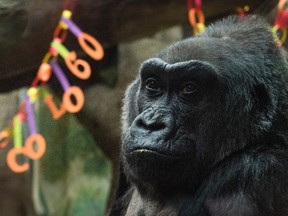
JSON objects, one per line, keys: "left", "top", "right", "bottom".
{"left": 122, "top": 59, "right": 227, "bottom": 193}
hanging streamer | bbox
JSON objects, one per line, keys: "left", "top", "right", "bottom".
{"left": 1, "top": 2, "right": 104, "bottom": 173}
{"left": 7, "top": 95, "right": 47, "bottom": 173}
{"left": 60, "top": 10, "right": 104, "bottom": 61}
{"left": 187, "top": 0, "right": 205, "bottom": 35}
{"left": 6, "top": 115, "right": 29, "bottom": 173}
{"left": 273, "top": 0, "right": 288, "bottom": 45}
{"left": 49, "top": 60, "right": 85, "bottom": 114}
{"left": 236, "top": 5, "right": 250, "bottom": 17}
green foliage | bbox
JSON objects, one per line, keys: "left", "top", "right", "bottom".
{"left": 68, "top": 187, "right": 108, "bottom": 216}
{"left": 35, "top": 87, "right": 111, "bottom": 215}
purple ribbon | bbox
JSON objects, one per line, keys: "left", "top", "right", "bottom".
{"left": 49, "top": 60, "right": 70, "bottom": 91}
{"left": 25, "top": 95, "right": 37, "bottom": 135}
{"left": 61, "top": 17, "right": 82, "bottom": 38}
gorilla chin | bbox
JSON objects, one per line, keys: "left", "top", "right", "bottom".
{"left": 124, "top": 148, "right": 193, "bottom": 192}
{"left": 122, "top": 128, "right": 197, "bottom": 188}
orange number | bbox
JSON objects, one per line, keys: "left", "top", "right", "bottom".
{"left": 78, "top": 33, "right": 104, "bottom": 61}
{"left": 7, "top": 148, "right": 29, "bottom": 173}
{"left": 7, "top": 134, "right": 46, "bottom": 173}
{"left": 43, "top": 94, "right": 66, "bottom": 119}
{"left": 24, "top": 134, "right": 46, "bottom": 160}
{"left": 65, "top": 51, "right": 91, "bottom": 80}
{"left": 63, "top": 86, "right": 85, "bottom": 113}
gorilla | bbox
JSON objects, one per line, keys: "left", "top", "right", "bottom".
{"left": 109, "top": 15, "right": 288, "bottom": 216}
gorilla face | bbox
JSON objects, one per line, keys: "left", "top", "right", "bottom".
{"left": 120, "top": 17, "right": 285, "bottom": 194}
{"left": 121, "top": 58, "right": 229, "bottom": 192}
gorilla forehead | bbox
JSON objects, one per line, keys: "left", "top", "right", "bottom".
{"left": 155, "top": 36, "right": 278, "bottom": 88}
{"left": 157, "top": 37, "right": 239, "bottom": 65}
{"left": 141, "top": 57, "right": 219, "bottom": 79}
{"left": 141, "top": 38, "right": 248, "bottom": 90}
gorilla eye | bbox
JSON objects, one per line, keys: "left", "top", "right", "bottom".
{"left": 181, "top": 82, "right": 199, "bottom": 96}
{"left": 145, "top": 78, "right": 161, "bottom": 94}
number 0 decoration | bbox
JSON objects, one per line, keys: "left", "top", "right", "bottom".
{"left": 1, "top": 9, "right": 104, "bottom": 173}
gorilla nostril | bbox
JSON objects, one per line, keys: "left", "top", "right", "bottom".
{"left": 135, "top": 118, "right": 146, "bottom": 129}
{"left": 136, "top": 118, "right": 166, "bottom": 131}
{"left": 149, "top": 122, "right": 166, "bottom": 131}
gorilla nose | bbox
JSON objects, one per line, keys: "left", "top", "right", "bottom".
{"left": 133, "top": 107, "right": 173, "bottom": 134}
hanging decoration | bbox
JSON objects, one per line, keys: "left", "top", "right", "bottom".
{"left": 273, "top": 0, "right": 288, "bottom": 45}
{"left": 236, "top": 5, "right": 250, "bottom": 17}
{"left": 1, "top": 1, "right": 104, "bottom": 173}
{"left": 187, "top": 0, "right": 205, "bottom": 35}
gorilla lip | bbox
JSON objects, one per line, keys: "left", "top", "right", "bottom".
{"left": 130, "top": 148, "right": 182, "bottom": 159}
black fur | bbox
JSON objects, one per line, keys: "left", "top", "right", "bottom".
{"left": 109, "top": 15, "right": 288, "bottom": 216}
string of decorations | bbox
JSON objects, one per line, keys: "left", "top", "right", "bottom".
{"left": 186, "top": 0, "right": 288, "bottom": 46}
{"left": 187, "top": 0, "right": 205, "bottom": 35}
{"left": 2, "top": 0, "right": 286, "bottom": 174}
{"left": 273, "top": 0, "right": 288, "bottom": 45}
{"left": 236, "top": 5, "right": 250, "bottom": 17}
{"left": 0, "top": 1, "right": 104, "bottom": 173}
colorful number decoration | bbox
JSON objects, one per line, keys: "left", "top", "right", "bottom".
{"left": 1, "top": 8, "right": 104, "bottom": 173}
{"left": 60, "top": 10, "right": 104, "bottom": 61}
{"left": 7, "top": 96, "right": 46, "bottom": 173}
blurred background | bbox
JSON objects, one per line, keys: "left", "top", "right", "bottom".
{"left": 0, "top": 0, "right": 281, "bottom": 215}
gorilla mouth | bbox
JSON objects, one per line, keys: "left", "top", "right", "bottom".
{"left": 130, "top": 148, "right": 182, "bottom": 160}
